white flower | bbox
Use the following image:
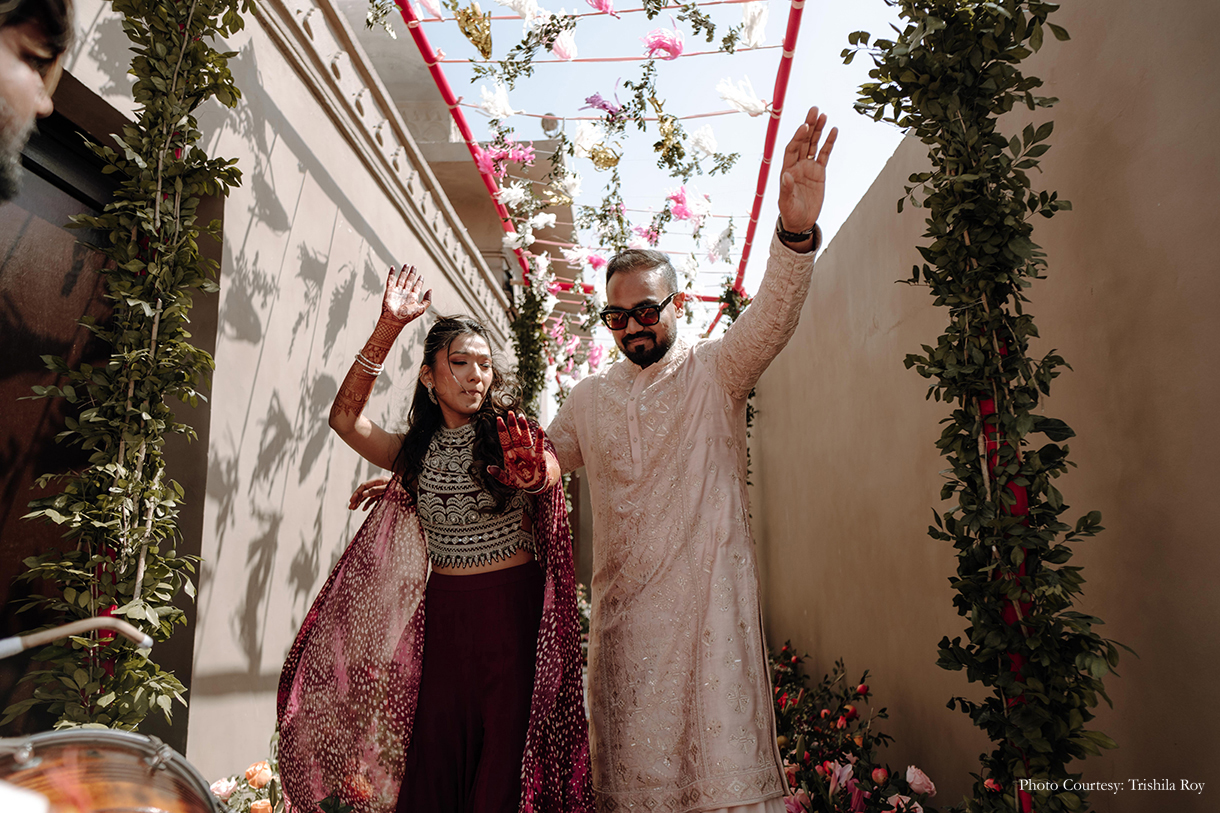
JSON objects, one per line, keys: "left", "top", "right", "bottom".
{"left": 210, "top": 778, "right": 238, "bottom": 801}
{"left": 741, "top": 2, "right": 768, "bottom": 49}
{"left": 561, "top": 245, "right": 591, "bottom": 265}
{"left": 683, "top": 183, "right": 711, "bottom": 225}
{"left": 503, "top": 229, "right": 535, "bottom": 249}
{"left": 627, "top": 236, "right": 649, "bottom": 250}
{"left": 478, "top": 82, "right": 519, "bottom": 120}
{"left": 689, "top": 124, "right": 718, "bottom": 158}
{"left": 709, "top": 224, "right": 734, "bottom": 263}
{"left": 718, "top": 76, "right": 768, "bottom": 117}
{"left": 681, "top": 253, "right": 699, "bottom": 285}
{"left": 551, "top": 27, "right": 578, "bottom": 60}
{"left": 496, "top": 0, "right": 541, "bottom": 26}
{"left": 532, "top": 251, "right": 552, "bottom": 278}
{"left": 497, "top": 182, "right": 529, "bottom": 209}
{"left": 571, "top": 121, "right": 600, "bottom": 158}
{"left": 419, "top": 0, "right": 443, "bottom": 19}
{"left": 529, "top": 212, "right": 557, "bottom": 230}
{"left": 556, "top": 171, "right": 582, "bottom": 199}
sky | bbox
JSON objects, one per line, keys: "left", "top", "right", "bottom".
{"left": 397, "top": 0, "right": 908, "bottom": 338}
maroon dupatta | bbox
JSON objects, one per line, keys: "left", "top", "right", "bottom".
{"left": 276, "top": 472, "right": 592, "bottom": 813}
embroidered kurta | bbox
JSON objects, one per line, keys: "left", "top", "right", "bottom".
{"left": 548, "top": 235, "right": 815, "bottom": 812}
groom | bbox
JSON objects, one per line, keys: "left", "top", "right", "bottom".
{"left": 546, "top": 106, "right": 836, "bottom": 812}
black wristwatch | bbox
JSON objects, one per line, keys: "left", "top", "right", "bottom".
{"left": 776, "top": 215, "right": 821, "bottom": 250}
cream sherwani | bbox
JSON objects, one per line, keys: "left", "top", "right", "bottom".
{"left": 548, "top": 235, "right": 815, "bottom": 813}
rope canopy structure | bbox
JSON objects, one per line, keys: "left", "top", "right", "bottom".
{"left": 389, "top": 0, "right": 809, "bottom": 397}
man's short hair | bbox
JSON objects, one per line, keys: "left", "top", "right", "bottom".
{"left": 606, "top": 248, "right": 679, "bottom": 294}
{"left": 0, "top": 0, "right": 74, "bottom": 55}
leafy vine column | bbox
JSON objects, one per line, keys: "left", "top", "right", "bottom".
{"left": 3, "top": 0, "right": 247, "bottom": 730}
{"left": 845, "top": 3, "right": 1122, "bottom": 811}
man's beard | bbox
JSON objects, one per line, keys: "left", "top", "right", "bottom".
{"left": 621, "top": 328, "right": 674, "bottom": 368}
{"left": 0, "top": 97, "right": 34, "bottom": 203}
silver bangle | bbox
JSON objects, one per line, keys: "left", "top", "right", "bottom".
{"left": 355, "top": 352, "right": 384, "bottom": 375}
{"left": 522, "top": 477, "right": 550, "bottom": 494}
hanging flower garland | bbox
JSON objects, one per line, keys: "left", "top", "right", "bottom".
{"left": 376, "top": 0, "right": 779, "bottom": 406}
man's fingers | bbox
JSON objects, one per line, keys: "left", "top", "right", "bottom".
{"left": 817, "top": 126, "right": 839, "bottom": 166}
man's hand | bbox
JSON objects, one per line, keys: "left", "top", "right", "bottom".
{"left": 778, "top": 107, "right": 838, "bottom": 238}
{"left": 487, "top": 411, "right": 549, "bottom": 491}
{"left": 349, "top": 477, "right": 390, "bottom": 511}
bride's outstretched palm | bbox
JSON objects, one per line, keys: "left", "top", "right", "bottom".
{"left": 382, "top": 264, "right": 432, "bottom": 324}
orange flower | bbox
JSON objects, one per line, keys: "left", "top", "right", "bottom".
{"left": 251, "top": 800, "right": 272, "bottom": 813}
{"left": 246, "top": 760, "right": 273, "bottom": 789}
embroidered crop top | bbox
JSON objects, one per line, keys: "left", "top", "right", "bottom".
{"left": 416, "top": 423, "right": 535, "bottom": 568}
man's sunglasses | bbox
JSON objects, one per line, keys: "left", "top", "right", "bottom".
{"left": 598, "top": 292, "right": 679, "bottom": 331}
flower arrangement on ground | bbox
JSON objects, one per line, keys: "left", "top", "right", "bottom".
{"left": 770, "top": 642, "right": 938, "bottom": 813}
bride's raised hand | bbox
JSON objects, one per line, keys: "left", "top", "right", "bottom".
{"left": 381, "top": 264, "right": 432, "bottom": 325}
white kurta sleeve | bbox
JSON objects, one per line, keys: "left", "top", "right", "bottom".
{"left": 705, "top": 232, "right": 817, "bottom": 400}
{"left": 546, "top": 384, "right": 584, "bottom": 474}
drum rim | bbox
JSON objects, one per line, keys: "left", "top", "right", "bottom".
{"left": 0, "top": 728, "right": 223, "bottom": 813}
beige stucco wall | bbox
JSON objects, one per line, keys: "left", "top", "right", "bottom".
{"left": 64, "top": 0, "right": 514, "bottom": 778}
{"left": 752, "top": 1, "right": 1220, "bottom": 808}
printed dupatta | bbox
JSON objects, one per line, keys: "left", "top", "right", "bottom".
{"left": 276, "top": 473, "right": 593, "bottom": 813}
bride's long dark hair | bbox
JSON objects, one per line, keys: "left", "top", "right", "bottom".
{"left": 394, "top": 315, "right": 524, "bottom": 512}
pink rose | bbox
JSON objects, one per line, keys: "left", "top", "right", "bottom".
{"left": 783, "top": 762, "right": 799, "bottom": 786}
{"left": 245, "top": 760, "right": 273, "bottom": 789}
{"left": 906, "top": 766, "right": 936, "bottom": 797}
{"left": 984, "top": 778, "right": 1003, "bottom": 792}
{"left": 872, "top": 767, "right": 889, "bottom": 785}
{"left": 209, "top": 777, "right": 238, "bottom": 801}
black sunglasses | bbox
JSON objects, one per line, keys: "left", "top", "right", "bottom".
{"left": 599, "top": 292, "right": 679, "bottom": 330}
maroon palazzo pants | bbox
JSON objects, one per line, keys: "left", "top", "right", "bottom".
{"left": 396, "top": 560, "right": 544, "bottom": 813}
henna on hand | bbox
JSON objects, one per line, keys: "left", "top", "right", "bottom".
{"left": 487, "top": 411, "right": 548, "bottom": 491}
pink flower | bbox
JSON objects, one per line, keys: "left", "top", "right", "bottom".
{"left": 849, "top": 781, "right": 871, "bottom": 812}
{"left": 585, "top": 0, "right": 617, "bottom": 17}
{"left": 885, "top": 795, "right": 923, "bottom": 813}
{"left": 905, "top": 766, "right": 936, "bottom": 797}
{"left": 783, "top": 762, "right": 799, "bottom": 786}
{"left": 587, "top": 343, "right": 606, "bottom": 371}
{"left": 828, "top": 762, "right": 853, "bottom": 795}
{"left": 641, "top": 21, "right": 684, "bottom": 60}
{"left": 588, "top": 254, "right": 608, "bottom": 272}
{"left": 583, "top": 92, "right": 622, "bottom": 118}
{"left": 632, "top": 225, "right": 660, "bottom": 245}
{"left": 546, "top": 281, "right": 563, "bottom": 295}
{"left": 783, "top": 789, "right": 811, "bottom": 813}
{"left": 419, "top": 0, "right": 443, "bottom": 19}
{"left": 551, "top": 29, "right": 577, "bottom": 61}
{"left": 984, "top": 778, "right": 1003, "bottom": 792}
{"left": 507, "top": 141, "right": 536, "bottom": 166}
{"left": 872, "top": 767, "right": 889, "bottom": 785}
{"left": 474, "top": 146, "right": 500, "bottom": 177}
{"left": 209, "top": 778, "right": 237, "bottom": 801}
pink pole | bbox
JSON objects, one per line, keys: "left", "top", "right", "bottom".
{"left": 706, "top": 0, "right": 806, "bottom": 334}
{"left": 393, "top": 0, "right": 532, "bottom": 280}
